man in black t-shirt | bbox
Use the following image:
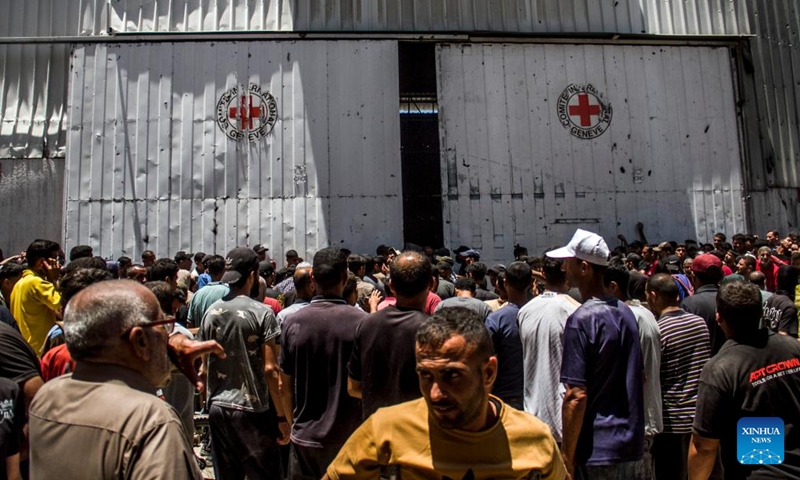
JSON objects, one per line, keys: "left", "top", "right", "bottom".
{"left": 348, "top": 251, "right": 431, "bottom": 419}
{"left": 280, "top": 248, "right": 365, "bottom": 479}
{"left": 689, "top": 281, "right": 800, "bottom": 479}
{"left": 681, "top": 254, "right": 725, "bottom": 355}
{"left": 761, "top": 265, "right": 799, "bottom": 337}
{"left": 0, "top": 377, "right": 24, "bottom": 480}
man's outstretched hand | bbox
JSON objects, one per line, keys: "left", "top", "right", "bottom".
{"left": 168, "top": 334, "right": 226, "bottom": 392}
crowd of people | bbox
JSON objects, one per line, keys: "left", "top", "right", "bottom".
{"left": 0, "top": 226, "right": 799, "bottom": 480}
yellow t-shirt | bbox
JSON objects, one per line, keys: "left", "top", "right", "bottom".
{"left": 327, "top": 396, "right": 566, "bottom": 480}
{"left": 10, "top": 269, "right": 61, "bottom": 356}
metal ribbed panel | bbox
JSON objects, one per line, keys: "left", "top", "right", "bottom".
{"left": 65, "top": 40, "right": 402, "bottom": 260}
{"left": 0, "top": 158, "right": 64, "bottom": 255}
{"left": 743, "top": 0, "right": 800, "bottom": 231}
{"left": 0, "top": 0, "right": 107, "bottom": 36}
{"left": 437, "top": 43, "right": 744, "bottom": 264}
{"left": 109, "top": 0, "right": 752, "bottom": 35}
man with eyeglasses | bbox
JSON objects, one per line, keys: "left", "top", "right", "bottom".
{"left": 10, "top": 239, "right": 63, "bottom": 356}
{"left": 28, "top": 279, "right": 203, "bottom": 479}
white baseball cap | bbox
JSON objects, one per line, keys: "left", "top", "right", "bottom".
{"left": 546, "top": 229, "right": 610, "bottom": 266}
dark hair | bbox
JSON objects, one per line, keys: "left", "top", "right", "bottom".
{"left": 258, "top": 260, "right": 275, "bottom": 278}
{"left": 603, "top": 264, "right": 630, "bottom": 299}
{"left": 60, "top": 268, "right": 113, "bottom": 308}
{"left": 513, "top": 244, "right": 528, "bottom": 259}
{"left": 732, "top": 233, "right": 746, "bottom": 243}
{"left": 64, "top": 256, "right": 109, "bottom": 275}
{"left": 389, "top": 251, "right": 432, "bottom": 298}
{"left": 542, "top": 257, "right": 566, "bottom": 285}
{"left": 646, "top": 273, "right": 679, "bottom": 302}
{"left": 0, "top": 262, "right": 25, "bottom": 281}
{"left": 714, "top": 233, "right": 727, "bottom": 241}
{"left": 313, "top": 248, "right": 348, "bottom": 290}
{"left": 776, "top": 265, "right": 800, "bottom": 298}
{"left": 347, "top": 254, "right": 366, "bottom": 274}
{"left": 274, "top": 268, "right": 292, "bottom": 285}
{"left": 194, "top": 252, "right": 206, "bottom": 263}
{"left": 69, "top": 245, "right": 93, "bottom": 262}
{"left": 465, "top": 262, "right": 488, "bottom": 281}
{"left": 26, "top": 239, "right": 61, "bottom": 265}
{"left": 145, "top": 281, "right": 177, "bottom": 314}
{"left": 436, "top": 261, "right": 452, "bottom": 273}
{"left": 141, "top": 250, "right": 155, "bottom": 259}
{"left": 150, "top": 258, "right": 179, "bottom": 282}
{"left": 286, "top": 249, "right": 299, "bottom": 258}
{"left": 717, "top": 281, "right": 762, "bottom": 334}
{"left": 343, "top": 272, "right": 358, "bottom": 300}
{"left": 363, "top": 255, "right": 375, "bottom": 273}
{"left": 695, "top": 268, "right": 723, "bottom": 286}
{"left": 204, "top": 255, "right": 226, "bottom": 276}
{"left": 117, "top": 256, "right": 132, "bottom": 268}
{"left": 504, "top": 261, "right": 532, "bottom": 292}
{"left": 454, "top": 277, "right": 477, "bottom": 294}
{"left": 736, "top": 255, "right": 757, "bottom": 270}
{"left": 416, "top": 307, "right": 493, "bottom": 362}
{"left": 375, "top": 255, "right": 387, "bottom": 268}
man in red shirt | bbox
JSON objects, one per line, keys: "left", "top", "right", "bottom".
{"left": 757, "top": 246, "right": 780, "bottom": 292}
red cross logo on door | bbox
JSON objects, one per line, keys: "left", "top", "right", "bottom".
{"left": 229, "top": 95, "right": 263, "bottom": 131}
{"left": 568, "top": 93, "right": 601, "bottom": 127}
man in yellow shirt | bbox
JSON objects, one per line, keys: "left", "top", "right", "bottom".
{"left": 10, "top": 239, "right": 62, "bottom": 356}
{"left": 325, "top": 307, "right": 566, "bottom": 480}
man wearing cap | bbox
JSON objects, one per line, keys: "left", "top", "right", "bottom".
{"left": 665, "top": 254, "right": 693, "bottom": 301}
{"left": 254, "top": 244, "right": 269, "bottom": 263}
{"left": 547, "top": 229, "right": 645, "bottom": 479}
{"left": 681, "top": 253, "right": 725, "bottom": 356}
{"left": 199, "top": 247, "right": 290, "bottom": 480}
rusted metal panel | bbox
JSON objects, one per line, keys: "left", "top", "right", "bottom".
{"left": 108, "top": 0, "right": 752, "bottom": 35}
{"left": 65, "top": 40, "right": 401, "bottom": 260}
{"left": 0, "top": 158, "right": 64, "bottom": 254}
{"left": 437, "top": 43, "right": 745, "bottom": 264}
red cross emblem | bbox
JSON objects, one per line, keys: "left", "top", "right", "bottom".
{"left": 568, "top": 93, "right": 601, "bottom": 127}
{"left": 229, "top": 95, "right": 263, "bottom": 131}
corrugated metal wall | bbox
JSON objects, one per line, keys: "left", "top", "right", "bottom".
{"left": 65, "top": 40, "right": 402, "bottom": 260}
{"left": 0, "top": 158, "right": 64, "bottom": 255}
{"left": 741, "top": 0, "right": 800, "bottom": 233}
{"left": 437, "top": 43, "right": 744, "bottom": 263}
{"left": 109, "top": 0, "right": 752, "bottom": 35}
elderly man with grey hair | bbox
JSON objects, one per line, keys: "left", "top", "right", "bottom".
{"left": 28, "top": 280, "right": 203, "bottom": 480}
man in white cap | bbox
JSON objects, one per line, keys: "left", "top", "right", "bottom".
{"left": 547, "top": 229, "right": 646, "bottom": 479}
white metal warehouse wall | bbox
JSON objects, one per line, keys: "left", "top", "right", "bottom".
{"left": 743, "top": 0, "right": 800, "bottom": 233}
{"left": 65, "top": 41, "right": 402, "bottom": 260}
{"left": 109, "top": 0, "right": 750, "bottom": 35}
{"left": 5, "top": 0, "right": 800, "bottom": 256}
{"left": 437, "top": 43, "right": 744, "bottom": 262}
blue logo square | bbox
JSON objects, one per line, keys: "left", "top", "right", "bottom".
{"left": 737, "top": 417, "right": 784, "bottom": 465}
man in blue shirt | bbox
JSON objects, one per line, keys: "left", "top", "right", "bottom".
{"left": 484, "top": 261, "right": 530, "bottom": 409}
{"left": 548, "top": 229, "right": 646, "bottom": 479}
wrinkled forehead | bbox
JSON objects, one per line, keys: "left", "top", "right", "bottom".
{"left": 416, "top": 334, "right": 476, "bottom": 365}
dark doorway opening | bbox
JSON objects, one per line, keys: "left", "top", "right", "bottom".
{"left": 399, "top": 43, "right": 443, "bottom": 249}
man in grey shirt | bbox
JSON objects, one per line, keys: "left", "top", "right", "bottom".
{"left": 200, "top": 247, "right": 290, "bottom": 480}
{"left": 434, "top": 277, "right": 493, "bottom": 320}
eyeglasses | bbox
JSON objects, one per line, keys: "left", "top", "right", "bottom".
{"left": 120, "top": 316, "right": 175, "bottom": 338}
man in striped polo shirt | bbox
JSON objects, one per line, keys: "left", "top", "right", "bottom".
{"left": 646, "top": 273, "right": 711, "bottom": 480}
